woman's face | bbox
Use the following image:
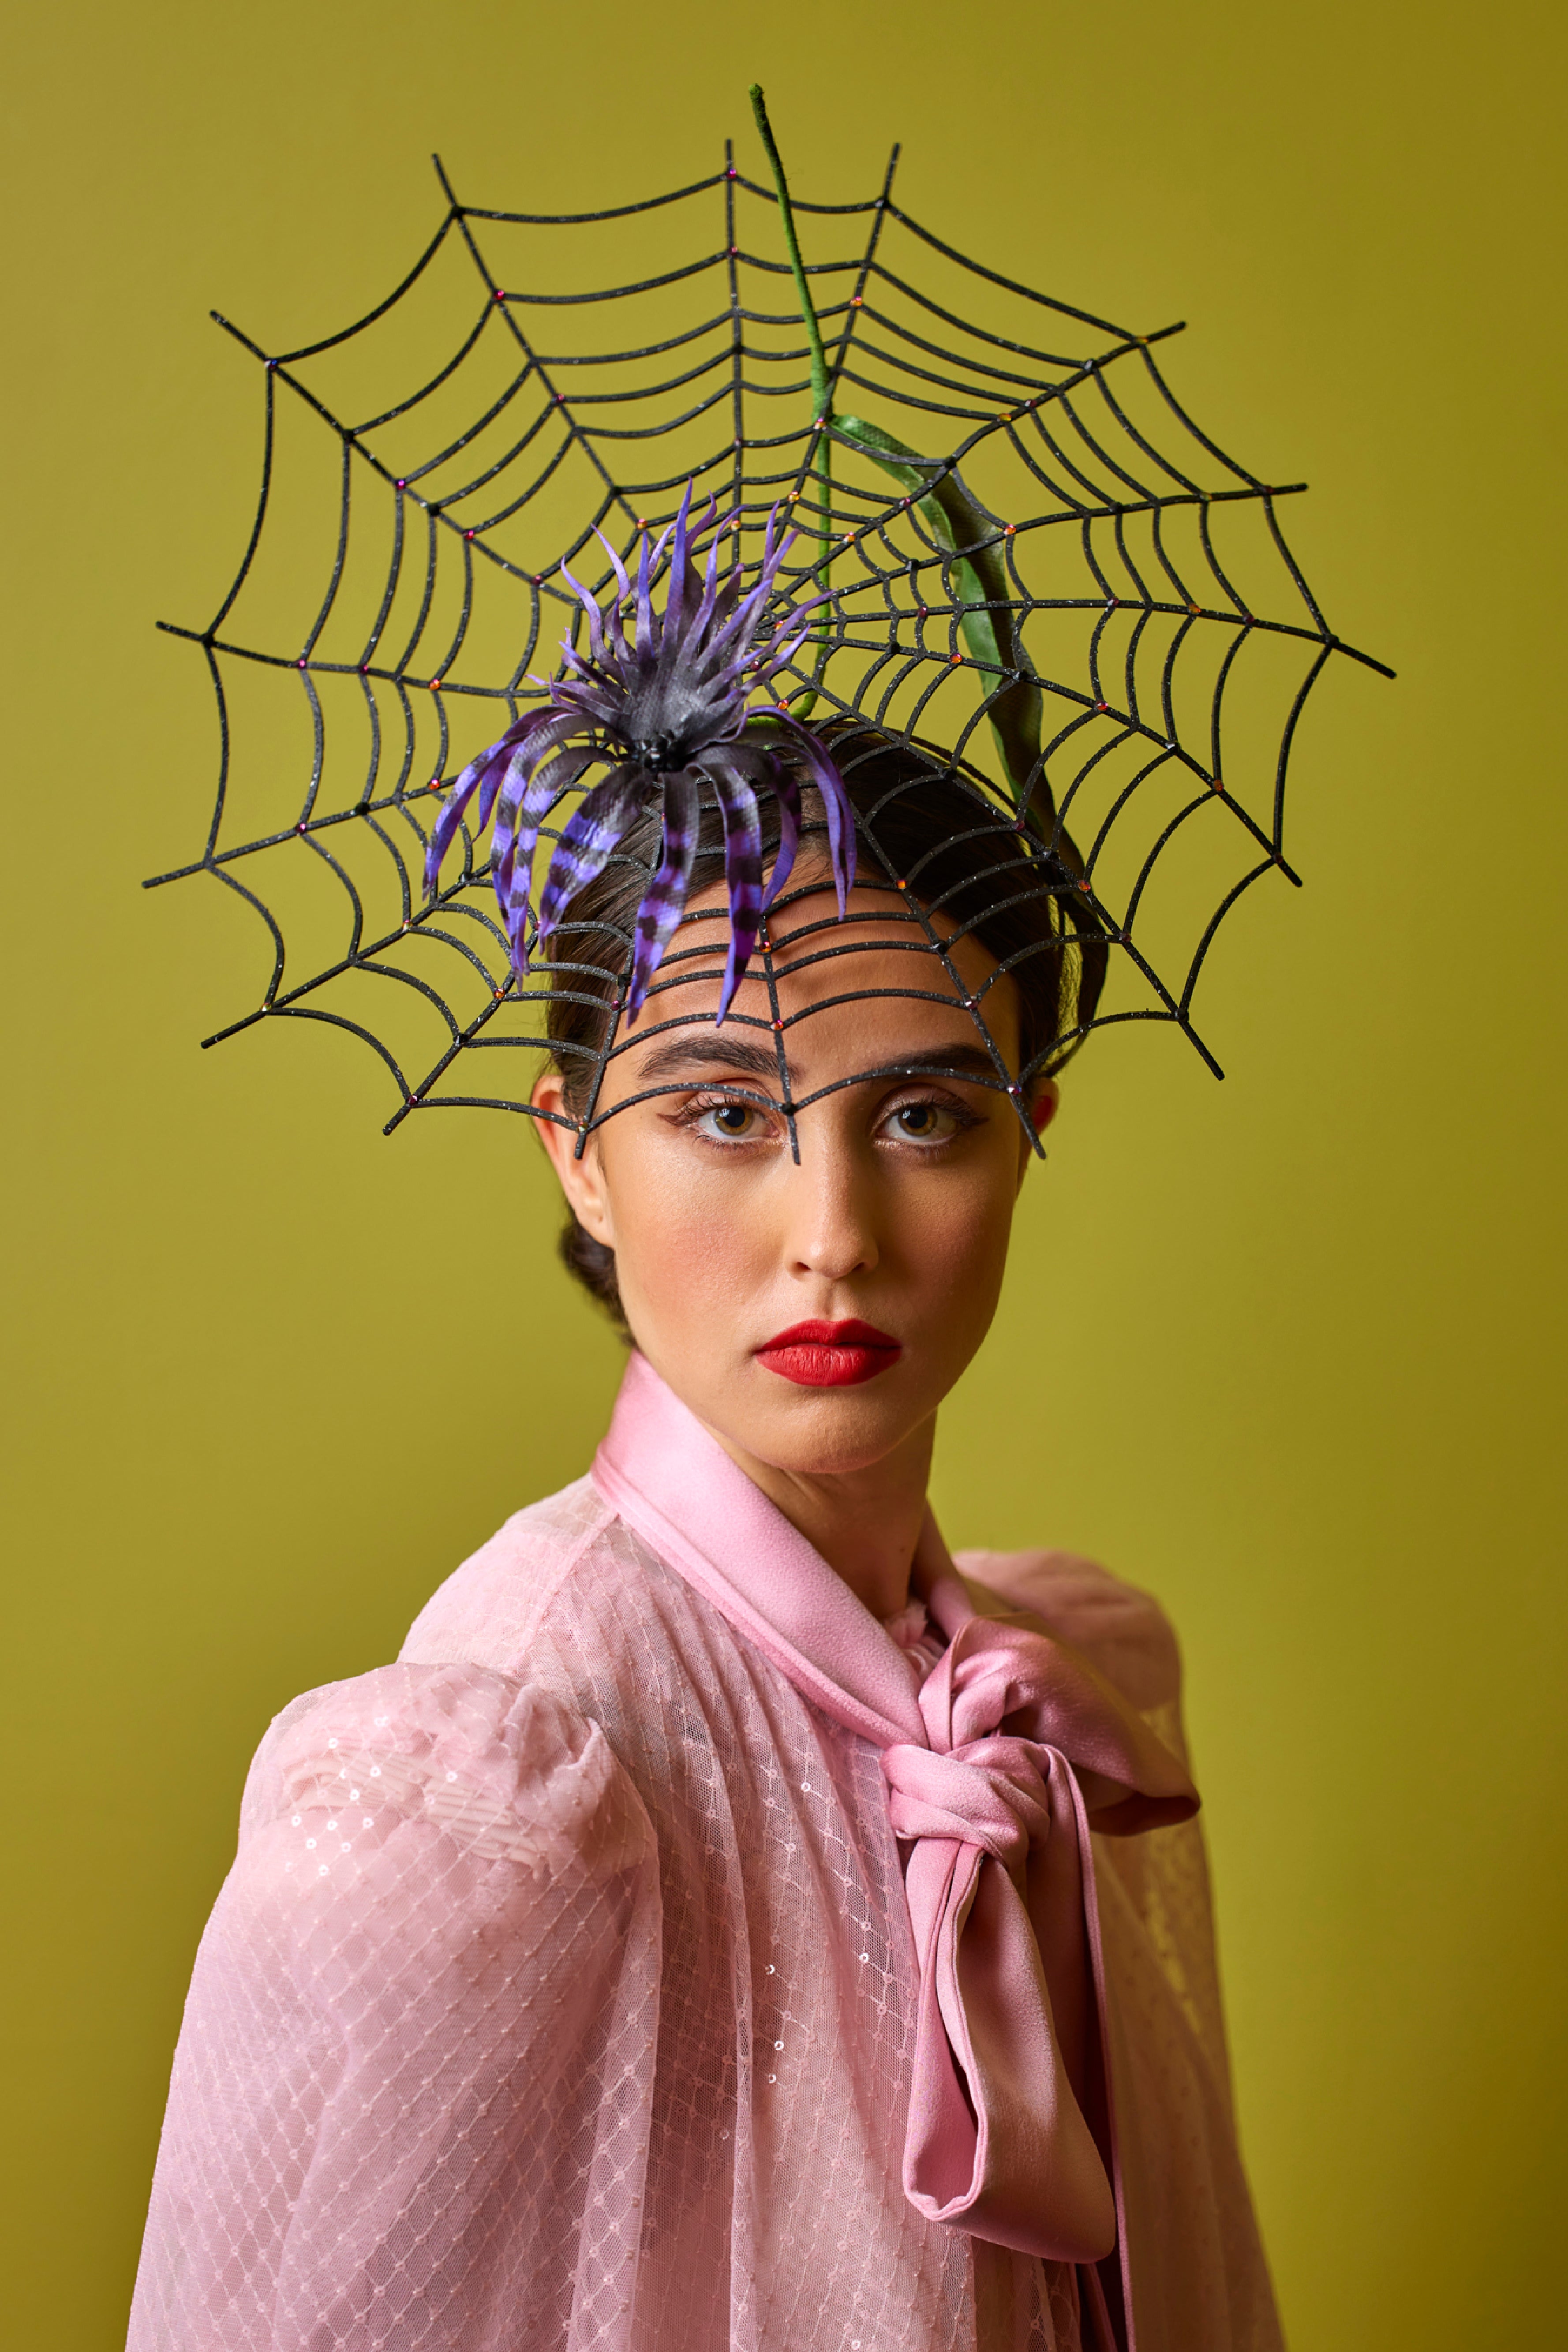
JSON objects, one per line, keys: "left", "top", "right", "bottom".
{"left": 533, "top": 876, "right": 1057, "bottom": 1478}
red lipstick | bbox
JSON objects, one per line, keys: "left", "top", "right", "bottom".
{"left": 755, "top": 1318, "right": 903, "bottom": 1388}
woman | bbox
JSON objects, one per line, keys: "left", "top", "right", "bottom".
{"left": 128, "top": 544, "right": 1282, "bottom": 2350}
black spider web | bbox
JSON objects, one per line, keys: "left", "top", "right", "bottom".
{"left": 148, "top": 137, "right": 1390, "bottom": 1148}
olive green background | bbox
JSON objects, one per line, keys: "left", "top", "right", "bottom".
{"left": 3, "top": 2, "right": 1564, "bottom": 2343}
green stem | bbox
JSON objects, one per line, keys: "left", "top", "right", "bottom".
{"left": 749, "top": 83, "right": 833, "bottom": 707}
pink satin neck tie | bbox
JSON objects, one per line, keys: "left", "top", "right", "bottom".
{"left": 883, "top": 1597, "right": 1196, "bottom": 2291}
{"left": 591, "top": 1354, "right": 1198, "bottom": 2349}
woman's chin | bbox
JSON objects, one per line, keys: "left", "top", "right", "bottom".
{"left": 712, "top": 1364, "right": 934, "bottom": 1478}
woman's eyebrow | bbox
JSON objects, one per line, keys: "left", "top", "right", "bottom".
{"left": 625, "top": 1037, "right": 1003, "bottom": 1089}
{"left": 630, "top": 1038, "right": 783, "bottom": 1085}
{"left": 872, "top": 1044, "right": 999, "bottom": 1082}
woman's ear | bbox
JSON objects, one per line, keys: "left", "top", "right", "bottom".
{"left": 1031, "top": 1080, "right": 1060, "bottom": 1135}
{"left": 531, "top": 1069, "right": 616, "bottom": 1246}
{"left": 1014, "top": 1077, "right": 1060, "bottom": 1187}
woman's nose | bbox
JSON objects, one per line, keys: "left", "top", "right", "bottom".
{"left": 784, "top": 1132, "right": 880, "bottom": 1280}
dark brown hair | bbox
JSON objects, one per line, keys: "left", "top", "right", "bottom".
{"left": 541, "top": 721, "right": 1104, "bottom": 1327}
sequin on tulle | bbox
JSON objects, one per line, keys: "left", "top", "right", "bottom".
{"left": 129, "top": 1476, "right": 1281, "bottom": 2352}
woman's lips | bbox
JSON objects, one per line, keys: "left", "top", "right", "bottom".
{"left": 754, "top": 1319, "right": 903, "bottom": 1389}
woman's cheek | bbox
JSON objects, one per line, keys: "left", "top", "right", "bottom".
{"left": 610, "top": 1148, "right": 771, "bottom": 1328}
{"left": 907, "top": 1168, "right": 1016, "bottom": 1335}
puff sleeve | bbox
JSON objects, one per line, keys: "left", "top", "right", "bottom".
{"left": 127, "top": 1662, "right": 661, "bottom": 2352}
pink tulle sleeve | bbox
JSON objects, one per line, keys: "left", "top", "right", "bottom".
{"left": 128, "top": 1661, "right": 661, "bottom": 2352}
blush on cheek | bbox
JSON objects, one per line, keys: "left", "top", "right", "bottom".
{"left": 906, "top": 1186, "right": 1016, "bottom": 1354}
{"left": 605, "top": 1167, "right": 772, "bottom": 1352}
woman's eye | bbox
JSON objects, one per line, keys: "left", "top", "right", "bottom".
{"left": 693, "top": 1099, "right": 769, "bottom": 1143}
{"left": 883, "top": 1099, "right": 966, "bottom": 1144}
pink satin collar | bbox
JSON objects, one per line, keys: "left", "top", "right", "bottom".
{"left": 591, "top": 1353, "right": 1197, "bottom": 2343}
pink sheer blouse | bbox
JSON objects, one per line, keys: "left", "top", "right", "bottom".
{"left": 127, "top": 1354, "right": 1282, "bottom": 2352}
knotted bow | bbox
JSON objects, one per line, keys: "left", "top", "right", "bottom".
{"left": 882, "top": 1608, "right": 1197, "bottom": 2265}
{"left": 590, "top": 1353, "right": 1199, "bottom": 2341}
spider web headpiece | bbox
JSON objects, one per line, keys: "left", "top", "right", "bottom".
{"left": 149, "top": 91, "right": 1390, "bottom": 1155}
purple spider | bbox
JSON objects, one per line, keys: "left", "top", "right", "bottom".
{"left": 423, "top": 484, "right": 855, "bottom": 1021}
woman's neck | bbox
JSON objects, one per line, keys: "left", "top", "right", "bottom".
{"left": 702, "top": 1412, "right": 936, "bottom": 1619}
